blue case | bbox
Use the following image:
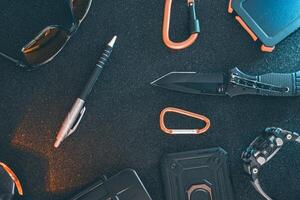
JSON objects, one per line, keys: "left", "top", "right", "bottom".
{"left": 229, "top": 0, "right": 300, "bottom": 50}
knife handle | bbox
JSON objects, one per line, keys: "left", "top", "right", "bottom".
{"left": 227, "top": 68, "right": 300, "bottom": 97}
{"left": 258, "top": 71, "right": 300, "bottom": 96}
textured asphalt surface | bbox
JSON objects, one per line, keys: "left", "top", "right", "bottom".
{"left": 1, "top": 0, "right": 300, "bottom": 200}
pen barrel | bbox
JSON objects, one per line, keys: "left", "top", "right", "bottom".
{"left": 80, "top": 46, "right": 113, "bottom": 100}
{"left": 55, "top": 98, "right": 85, "bottom": 147}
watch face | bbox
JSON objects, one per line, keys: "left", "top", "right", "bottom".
{"left": 251, "top": 135, "right": 272, "bottom": 151}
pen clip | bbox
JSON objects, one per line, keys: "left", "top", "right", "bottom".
{"left": 68, "top": 106, "right": 86, "bottom": 136}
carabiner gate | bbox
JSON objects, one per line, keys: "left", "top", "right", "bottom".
{"left": 163, "top": 0, "right": 201, "bottom": 50}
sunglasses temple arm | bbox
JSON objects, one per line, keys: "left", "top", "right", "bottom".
{"left": 0, "top": 52, "right": 21, "bottom": 65}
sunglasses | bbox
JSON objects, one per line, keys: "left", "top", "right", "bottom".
{"left": 0, "top": 0, "right": 92, "bottom": 70}
{"left": 0, "top": 162, "right": 23, "bottom": 199}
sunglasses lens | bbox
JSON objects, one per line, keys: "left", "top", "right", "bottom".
{"left": 70, "top": 0, "right": 92, "bottom": 23}
{"left": 22, "top": 26, "right": 69, "bottom": 66}
{"left": 0, "top": 162, "right": 23, "bottom": 197}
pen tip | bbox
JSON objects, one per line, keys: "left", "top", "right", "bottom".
{"left": 54, "top": 140, "right": 60, "bottom": 148}
{"left": 108, "top": 35, "right": 117, "bottom": 47}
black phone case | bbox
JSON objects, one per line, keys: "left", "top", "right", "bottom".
{"left": 70, "top": 169, "right": 152, "bottom": 200}
{"left": 161, "top": 147, "right": 234, "bottom": 200}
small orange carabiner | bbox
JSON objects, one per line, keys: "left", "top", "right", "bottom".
{"left": 160, "top": 107, "right": 210, "bottom": 135}
{"left": 163, "top": 0, "right": 200, "bottom": 50}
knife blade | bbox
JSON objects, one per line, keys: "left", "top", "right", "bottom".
{"left": 151, "top": 71, "right": 227, "bottom": 95}
{"left": 151, "top": 68, "right": 300, "bottom": 97}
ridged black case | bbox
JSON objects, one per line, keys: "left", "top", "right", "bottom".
{"left": 161, "top": 148, "right": 234, "bottom": 200}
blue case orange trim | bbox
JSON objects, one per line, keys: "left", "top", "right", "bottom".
{"left": 228, "top": 0, "right": 300, "bottom": 52}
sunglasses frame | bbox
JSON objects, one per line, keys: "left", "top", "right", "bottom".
{"left": 0, "top": 0, "right": 92, "bottom": 71}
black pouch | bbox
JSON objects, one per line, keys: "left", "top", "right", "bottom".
{"left": 161, "top": 147, "right": 234, "bottom": 200}
{"left": 70, "top": 169, "right": 152, "bottom": 200}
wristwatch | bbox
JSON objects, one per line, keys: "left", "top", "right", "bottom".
{"left": 242, "top": 127, "right": 300, "bottom": 200}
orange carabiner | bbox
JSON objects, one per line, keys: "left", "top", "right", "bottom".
{"left": 160, "top": 107, "right": 210, "bottom": 135}
{"left": 0, "top": 162, "right": 24, "bottom": 196}
{"left": 163, "top": 0, "right": 200, "bottom": 50}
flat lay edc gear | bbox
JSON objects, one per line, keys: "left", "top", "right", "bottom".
{"left": 0, "top": 162, "right": 23, "bottom": 200}
{"left": 162, "top": 0, "right": 200, "bottom": 50}
{"left": 242, "top": 127, "right": 300, "bottom": 200}
{"left": 70, "top": 169, "right": 152, "bottom": 200}
{"left": 151, "top": 67, "right": 300, "bottom": 97}
{"left": 161, "top": 148, "right": 235, "bottom": 200}
{"left": 54, "top": 36, "right": 117, "bottom": 148}
{"left": 0, "top": 0, "right": 92, "bottom": 70}
{"left": 160, "top": 107, "right": 210, "bottom": 135}
{"left": 228, "top": 0, "right": 300, "bottom": 52}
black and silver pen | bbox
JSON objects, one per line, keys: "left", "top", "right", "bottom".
{"left": 54, "top": 36, "right": 117, "bottom": 148}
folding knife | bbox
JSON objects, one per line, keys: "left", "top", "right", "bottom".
{"left": 151, "top": 68, "right": 300, "bottom": 97}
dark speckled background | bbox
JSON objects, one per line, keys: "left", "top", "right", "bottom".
{"left": 0, "top": 0, "right": 300, "bottom": 200}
